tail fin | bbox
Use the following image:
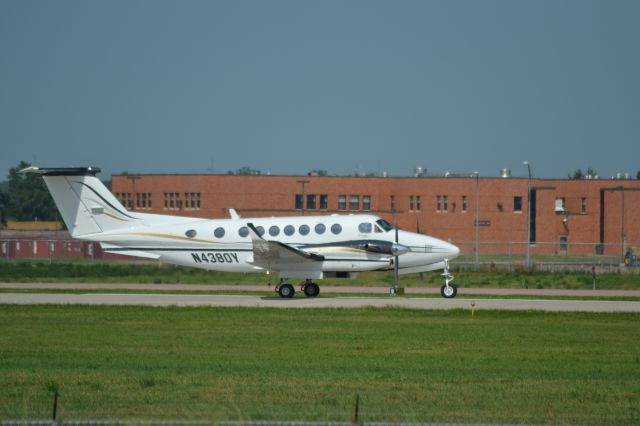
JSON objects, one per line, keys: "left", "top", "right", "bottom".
{"left": 22, "top": 167, "right": 141, "bottom": 237}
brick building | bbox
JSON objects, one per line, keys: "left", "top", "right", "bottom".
{"left": 112, "top": 174, "right": 640, "bottom": 258}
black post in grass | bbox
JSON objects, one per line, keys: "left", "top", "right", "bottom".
{"left": 352, "top": 393, "right": 360, "bottom": 425}
{"left": 51, "top": 391, "right": 58, "bottom": 426}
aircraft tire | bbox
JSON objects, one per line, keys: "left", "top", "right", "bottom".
{"left": 440, "top": 283, "right": 457, "bottom": 298}
{"left": 278, "top": 284, "right": 295, "bottom": 298}
{"left": 303, "top": 283, "right": 320, "bottom": 298}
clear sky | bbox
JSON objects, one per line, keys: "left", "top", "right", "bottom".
{"left": 1, "top": 0, "right": 638, "bottom": 180}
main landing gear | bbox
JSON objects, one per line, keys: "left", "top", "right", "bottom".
{"left": 275, "top": 279, "right": 320, "bottom": 298}
{"left": 440, "top": 259, "right": 458, "bottom": 298}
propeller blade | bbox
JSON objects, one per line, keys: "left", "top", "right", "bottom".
{"left": 393, "top": 225, "right": 399, "bottom": 291}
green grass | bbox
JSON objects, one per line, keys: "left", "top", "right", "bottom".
{"left": 0, "top": 305, "right": 639, "bottom": 424}
{"left": 1, "top": 261, "right": 640, "bottom": 290}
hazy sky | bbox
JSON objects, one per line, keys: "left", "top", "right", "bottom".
{"left": 1, "top": 0, "right": 639, "bottom": 180}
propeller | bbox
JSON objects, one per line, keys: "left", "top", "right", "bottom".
{"left": 393, "top": 225, "right": 399, "bottom": 294}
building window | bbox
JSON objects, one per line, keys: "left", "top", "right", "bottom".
{"left": 581, "top": 197, "right": 587, "bottom": 214}
{"left": 136, "top": 193, "right": 141, "bottom": 208}
{"left": 163, "top": 192, "right": 183, "bottom": 210}
{"left": 416, "top": 196, "right": 421, "bottom": 212}
{"left": 390, "top": 195, "right": 395, "bottom": 211}
{"left": 514, "top": 196, "right": 523, "bottom": 212}
{"left": 148, "top": 193, "right": 152, "bottom": 209}
{"left": 443, "top": 195, "right": 448, "bottom": 211}
{"left": 462, "top": 195, "right": 467, "bottom": 212}
{"left": 196, "top": 193, "right": 200, "bottom": 209}
{"left": 338, "top": 195, "right": 347, "bottom": 210}
{"left": 306, "top": 194, "right": 317, "bottom": 210}
{"left": 295, "top": 194, "right": 303, "bottom": 210}
{"left": 319, "top": 194, "right": 328, "bottom": 210}
{"left": 349, "top": 195, "right": 359, "bottom": 210}
{"left": 362, "top": 195, "right": 371, "bottom": 211}
{"left": 436, "top": 195, "right": 441, "bottom": 211}
{"left": 409, "top": 195, "right": 414, "bottom": 211}
{"left": 141, "top": 193, "right": 147, "bottom": 208}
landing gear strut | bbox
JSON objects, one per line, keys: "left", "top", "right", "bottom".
{"left": 440, "top": 259, "right": 458, "bottom": 298}
{"left": 276, "top": 278, "right": 295, "bottom": 298}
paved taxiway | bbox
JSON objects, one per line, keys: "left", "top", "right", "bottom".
{"left": 1, "top": 293, "right": 639, "bottom": 312}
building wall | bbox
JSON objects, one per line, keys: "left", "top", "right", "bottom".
{"left": 112, "top": 174, "right": 640, "bottom": 257}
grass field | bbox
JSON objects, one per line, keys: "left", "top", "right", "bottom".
{"left": 1, "top": 261, "right": 640, "bottom": 290}
{"left": 0, "top": 305, "right": 639, "bottom": 424}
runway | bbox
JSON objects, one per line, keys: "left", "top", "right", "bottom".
{"left": 1, "top": 292, "right": 639, "bottom": 312}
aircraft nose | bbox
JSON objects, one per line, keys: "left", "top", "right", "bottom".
{"left": 446, "top": 242, "right": 461, "bottom": 259}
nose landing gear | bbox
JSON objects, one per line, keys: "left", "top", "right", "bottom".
{"left": 440, "top": 259, "right": 458, "bottom": 298}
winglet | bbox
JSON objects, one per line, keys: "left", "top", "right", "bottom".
{"left": 228, "top": 208, "right": 241, "bottom": 220}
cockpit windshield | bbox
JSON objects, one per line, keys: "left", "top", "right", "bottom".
{"left": 375, "top": 218, "right": 394, "bottom": 232}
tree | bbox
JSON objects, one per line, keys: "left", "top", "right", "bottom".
{"left": 309, "top": 169, "right": 328, "bottom": 176}
{"left": 227, "top": 167, "right": 262, "bottom": 175}
{"left": 568, "top": 168, "right": 597, "bottom": 179}
{"left": 3, "top": 161, "right": 58, "bottom": 221}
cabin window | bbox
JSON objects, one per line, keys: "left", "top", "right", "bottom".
{"left": 299, "top": 224, "right": 310, "bottom": 235}
{"left": 358, "top": 222, "right": 372, "bottom": 233}
{"left": 238, "top": 227, "right": 249, "bottom": 238}
{"left": 185, "top": 229, "right": 197, "bottom": 238}
{"left": 214, "top": 227, "right": 225, "bottom": 238}
{"left": 284, "top": 225, "right": 295, "bottom": 236}
{"left": 331, "top": 224, "right": 342, "bottom": 234}
{"left": 269, "top": 226, "right": 280, "bottom": 237}
{"left": 255, "top": 226, "right": 265, "bottom": 236}
{"left": 315, "top": 223, "right": 326, "bottom": 234}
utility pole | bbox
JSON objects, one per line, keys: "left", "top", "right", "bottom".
{"left": 523, "top": 161, "right": 532, "bottom": 267}
{"left": 473, "top": 171, "right": 479, "bottom": 268}
{"left": 127, "top": 175, "right": 141, "bottom": 211}
{"left": 297, "top": 180, "right": 310, "bottom": 216}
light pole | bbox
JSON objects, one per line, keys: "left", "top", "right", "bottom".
{"left": 473, "top": 171, "right": 479, "bottom": 267}
{"left": 523, "top": 161, "right": 532, "bottom": 267}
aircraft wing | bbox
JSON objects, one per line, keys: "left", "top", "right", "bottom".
{"left": 246, "top": 223, "right": 324, "bottom": 271}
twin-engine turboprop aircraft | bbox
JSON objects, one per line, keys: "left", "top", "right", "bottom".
{"left": 24, "top": 167, "right": 461, "bottom": 298}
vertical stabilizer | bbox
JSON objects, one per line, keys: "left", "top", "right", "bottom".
{"left": 21, "top": 167, "right": 141, "bottom": 237}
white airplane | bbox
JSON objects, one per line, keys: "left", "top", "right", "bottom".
{"left": 24, "top": 166, "right": 461, "bottom": 298}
